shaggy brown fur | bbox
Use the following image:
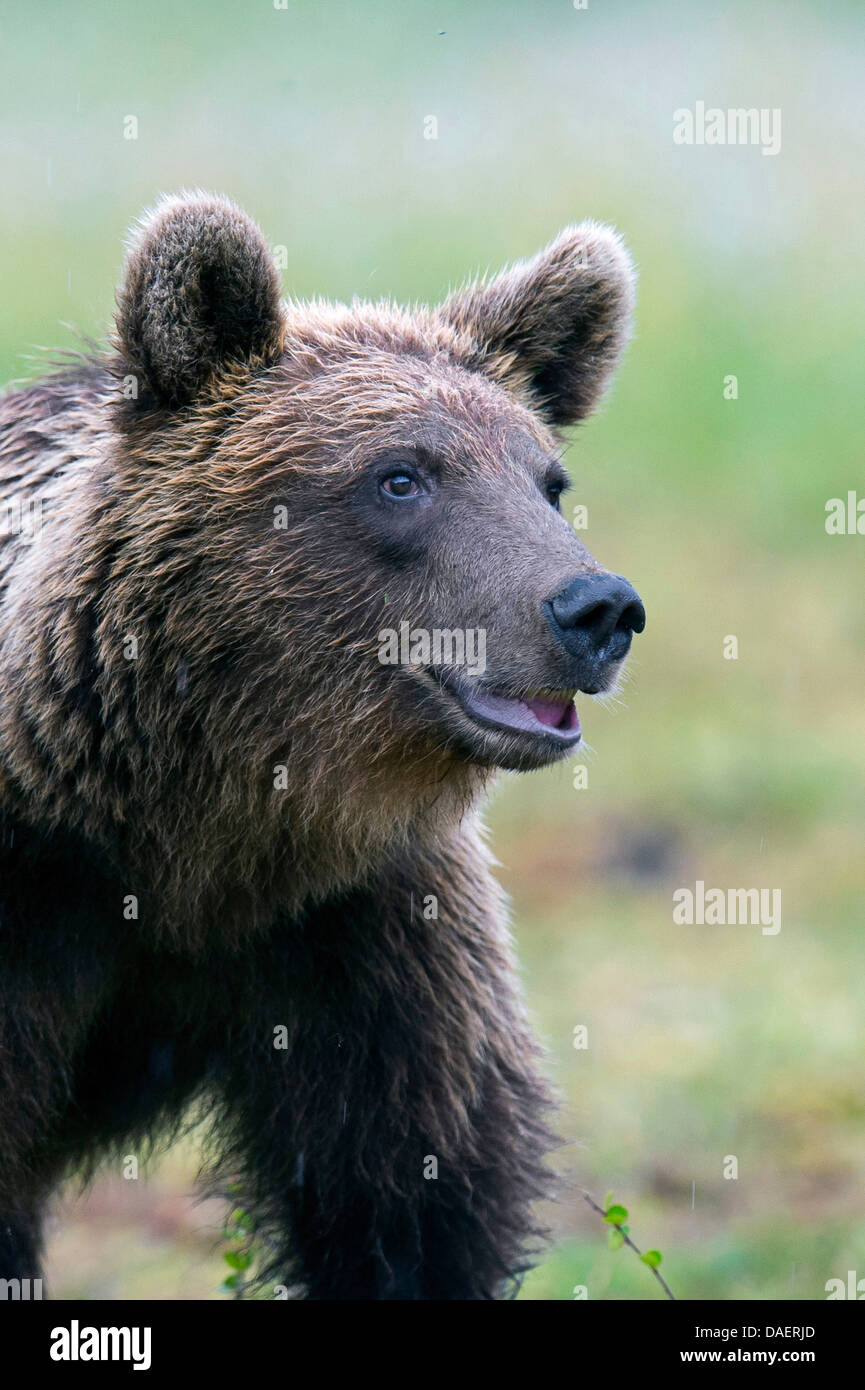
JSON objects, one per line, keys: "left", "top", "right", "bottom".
{"left": 0, "top": 192, "right": 641, "bottom": 1299}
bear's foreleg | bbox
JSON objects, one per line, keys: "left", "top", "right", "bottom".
{"left": 213, "top": 828, "right": 558, "bottom": 1299}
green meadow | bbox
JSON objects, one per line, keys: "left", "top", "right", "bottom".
{"left": 2, "top": 0, "right": 863, "bottom": 1298}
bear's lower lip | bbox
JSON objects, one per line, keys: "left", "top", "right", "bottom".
{"left": 436, "top": 672, "right": 581, "bottom": 744}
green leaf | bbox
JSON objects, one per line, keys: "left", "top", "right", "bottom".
{"left": 603, "top": 1203, "right": 628, "bottom": 1226}
{"left": 219, "top": 1272, "right": 243, "bottom": 1292}
{"left": 607, "top": 1228, "right": 624, "bottom": 1251}
{"left": 603, "top": 1191, "right": 615, "bottom": 1211}
{"left": 224, "top": 1250, "right": 253, "bottom": 1271}
{"left": 641, "top": 1249, "right": 663, "bottom": 1268}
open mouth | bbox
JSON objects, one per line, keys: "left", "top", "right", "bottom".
{"left": 436, "top": 672, "right": 581, "bottom": 744}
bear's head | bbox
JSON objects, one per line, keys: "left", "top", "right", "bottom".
{"left": 107, "top": 193, "right": 643, "bottom": 887}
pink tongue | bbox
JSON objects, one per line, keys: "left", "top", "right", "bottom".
{"left": 524, "top": 696, "right": 571, "bottom": 728}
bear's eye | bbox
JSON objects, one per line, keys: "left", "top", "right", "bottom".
{"left": 546, "top": 482, "right": 564, "bottom": 511}
{"left": 380, "top": 472, "right": 423, "bottom": 500}
{"left": 543, "top": 468, "right": 570, "bottom": 512}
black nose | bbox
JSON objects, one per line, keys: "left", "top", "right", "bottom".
{"left": 545, "top": 573, "right": 645, "bottom": 689}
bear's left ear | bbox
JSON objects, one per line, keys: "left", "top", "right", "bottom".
{"left": 441, "top": 223, "right": 635, "bottom": 426}
{"left": 114, "top": 191, "right": 285, "bottom": 409}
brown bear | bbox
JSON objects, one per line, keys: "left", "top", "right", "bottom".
{"left": 0, "top": 193, "right": 644, "bottom": 1300}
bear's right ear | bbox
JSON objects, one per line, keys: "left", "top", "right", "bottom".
{"left": 113, "top": 191, "right": 285, "bottom": 410}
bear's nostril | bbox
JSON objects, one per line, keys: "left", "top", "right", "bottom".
{"left": 618, "top": 598, "right": 646, "bottom": 636}
{"left": 570, "top": 598, "right": 619, "bottom": 643}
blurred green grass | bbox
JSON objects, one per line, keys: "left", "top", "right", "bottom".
{"left": 2, "top": 0, "right": 863, "bottom": 1300}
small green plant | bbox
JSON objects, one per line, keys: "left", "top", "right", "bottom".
{"left": 219, "top": 1206, "right": 257, "bottom": 1296}
{"left": 584, "top": 1190, "right": 676, "bottom": 1300}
